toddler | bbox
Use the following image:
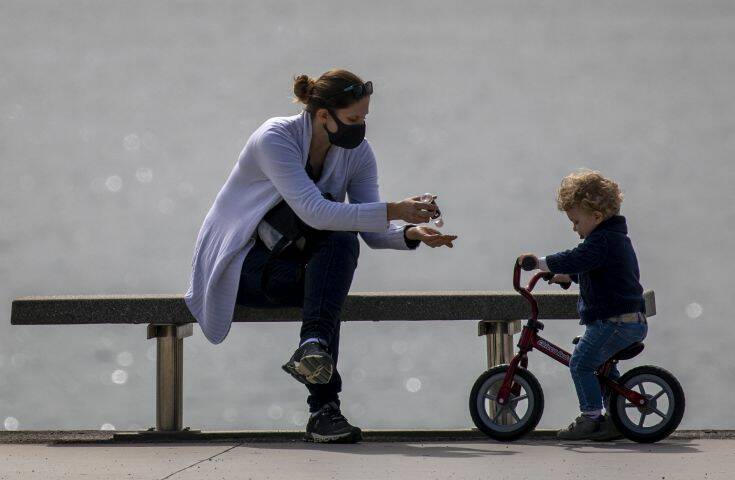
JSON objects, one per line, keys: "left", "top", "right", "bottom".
{"left": 519, "top": 170, "right": 647, "bottom": 441}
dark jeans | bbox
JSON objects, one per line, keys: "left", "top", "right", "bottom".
{"left": 236, "top": 231, "right": 360, "bottom": 412}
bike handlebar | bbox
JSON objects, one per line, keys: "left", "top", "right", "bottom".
{"left": 515, "top": 258, "right": 571, "bottom": 291}
{"left": 514, "top": 258, "right": 574, "bottom": 324}
{"left": 520, "top": 256, "right": 538, "bottom": 271}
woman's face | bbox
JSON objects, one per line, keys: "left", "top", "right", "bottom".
{"left": 318, "top": 96, "right": 370, "bottom": 134}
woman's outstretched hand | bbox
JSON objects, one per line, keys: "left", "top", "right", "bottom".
{"left": 387, "top": 196, "right": 438, "bottom": 224}
{"left": 406, "top": 226, "right": 458, "bottom": 248}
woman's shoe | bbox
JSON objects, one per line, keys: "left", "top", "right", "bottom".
{"left": 304, "top": 402, "right": 362, "bottom": 443}
{"left": 282, "top": 340, "right": 334, "bottom": 385}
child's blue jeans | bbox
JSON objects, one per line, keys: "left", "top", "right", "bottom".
{"left": 570, "top": 313, "right": 648, "bottom": 413}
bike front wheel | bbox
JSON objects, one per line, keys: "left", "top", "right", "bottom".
{"left": 609, "top": 365, "right": 685, "bottom": 443}
{"left": 469, "top": 364, "right": 544, "bottom": 441}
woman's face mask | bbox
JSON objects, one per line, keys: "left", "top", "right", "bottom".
{"left": 323, "top": 108, "right": 366, "bottom": 149}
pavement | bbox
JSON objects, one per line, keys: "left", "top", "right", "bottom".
{"left": 1, "top": 431, "right": 734, "bottom": 479}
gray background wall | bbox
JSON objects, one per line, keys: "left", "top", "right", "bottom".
{"left": 1, "top": 0, "right": 733, "bottom": 431}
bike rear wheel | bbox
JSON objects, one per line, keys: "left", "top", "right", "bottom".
{"left": 609, "top": 365, "right": 685, "bottom": 443}
{"left": 469, "top": 365, "right": 544, "bottom": 441}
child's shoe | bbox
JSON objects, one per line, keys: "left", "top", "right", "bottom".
{"left": 557, "top": 414, "right": 603, "bottom": 440}
{"left": 589, "top": 413, "right": 625, "bottom": 441}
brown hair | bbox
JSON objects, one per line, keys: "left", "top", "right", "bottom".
{"left": 556, "top": 169, "right": 624, "bottom": 218}
{"left": 292, "top": 69, "right": 366, "bottom": 116}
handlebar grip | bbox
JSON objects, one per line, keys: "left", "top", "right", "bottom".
{"left": 520, "top": 256, "right": 538, "bottom": 271}
{"left": 542, "top": 272, "right": 572, "bottom": 290}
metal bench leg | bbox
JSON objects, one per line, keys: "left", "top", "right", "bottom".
{"left": 478, "top": 320, "right": 521, "bottom": 369}
{"left": 478, "top": 320, "right": 522, "bottom": 426}
{"left": 147, "top": 324, "right": 192, "bottom": 431}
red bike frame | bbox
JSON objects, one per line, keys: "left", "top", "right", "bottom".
{"left": 494, "top": 263, "right": 648, "bottom": 409}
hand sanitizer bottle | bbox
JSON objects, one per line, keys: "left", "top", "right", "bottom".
{"left": 420, "top": 193, "right": 444, "bottom": 228}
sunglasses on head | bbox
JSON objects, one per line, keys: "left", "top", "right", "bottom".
{"left": 327, "top": 81, "right": 373, "bottom": 100}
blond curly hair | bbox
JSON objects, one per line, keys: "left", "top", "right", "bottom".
{"left": 556, "top": 169, "right": 623, "bottom": 218}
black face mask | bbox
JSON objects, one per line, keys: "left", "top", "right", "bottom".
{"left": 323, "top": 109, "right": 366, "bottom": 149}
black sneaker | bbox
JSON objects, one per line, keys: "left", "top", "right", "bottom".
{"left": 281, "top": 341, "right": 334, "bottom": 385}
{"left": 304, "top": 402, "right": 363, "bottom": 443}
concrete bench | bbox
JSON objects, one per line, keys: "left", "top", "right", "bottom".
{"left": 10, "top": 290, "right": 656, "bottom": 435}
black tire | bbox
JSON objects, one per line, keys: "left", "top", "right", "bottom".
{"left": 469, "top": 364, "right": 544, "bottom": 441}
{"left": 609, "top": 365, "right": 685, "bottom": 443}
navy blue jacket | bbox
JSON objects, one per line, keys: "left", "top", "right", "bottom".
{"left": 546, "top": 215, "right": 645, "bottom": 325}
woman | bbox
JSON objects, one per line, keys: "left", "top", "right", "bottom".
{"left": 184, "top": 69, "right": 457, "bottom": 443}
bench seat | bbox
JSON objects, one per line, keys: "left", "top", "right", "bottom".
{"left": 10, "top": 290, "right": 656, "bottom": 325}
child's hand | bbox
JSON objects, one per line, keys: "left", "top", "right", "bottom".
{"left": 517, "top": 253, "right": 538, "bottom": 270}
{"left": 547, "top": 274, "right": 572, "bottom": 285}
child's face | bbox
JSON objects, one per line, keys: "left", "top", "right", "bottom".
{"left": 565, "top": 206, "right": 604, "bottom": 239}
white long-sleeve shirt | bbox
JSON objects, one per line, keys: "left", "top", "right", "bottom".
{"left": 184, "top": 110, "right": 414, "bottom": 344}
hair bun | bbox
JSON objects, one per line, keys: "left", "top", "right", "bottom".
{"left": 293, "top": 74, "right": 314, "bottom": 104}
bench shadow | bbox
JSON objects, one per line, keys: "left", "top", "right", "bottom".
{"left": 46, "top": 441, "right": 242, "bottom": 448}
{"left": 46, "top": 441, "right": 516, "bottom": 458}
{"left": 241, "top": 439, "right": 701, "bottom": 456}
{"left": 510, "top": 439, "right": 701, "bottom": 454}
{"left": 249, "top": 442, "right": 517, "bottom": 458}
{"left": 46, "top": 439, "right": 701, "bottom": 456}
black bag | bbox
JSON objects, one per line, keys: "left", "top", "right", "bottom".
{"left": 257, "top": 191, "right": 335, "bottom": 299}
{"left": 258, "top": 191, "right": 335, "bottom": 257}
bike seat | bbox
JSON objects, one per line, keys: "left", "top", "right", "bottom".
{"left": 612, "top": 342, "right": 645, "bottom": 360}
{"left": 571, "top": 336, "right": 645, "bottom": 360}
